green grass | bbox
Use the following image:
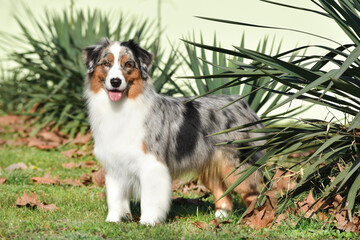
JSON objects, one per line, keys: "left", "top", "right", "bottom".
{"left": 0, "top": 145, "right": 358, "bottom": 239}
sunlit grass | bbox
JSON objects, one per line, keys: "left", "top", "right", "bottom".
{"left": 0, "top": 145, "right": 358, "bottom": 239}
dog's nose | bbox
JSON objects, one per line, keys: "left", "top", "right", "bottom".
{"left": 110, "top": 78, "right": 122, "bottom": 88}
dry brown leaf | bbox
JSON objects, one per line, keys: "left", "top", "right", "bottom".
{"left": 61, "top": 149, "right": 77, "bottom": 159}
{"left": 16, "top": 191, "right": 59, "bottom": 212}
{"left": 209, "top": 218, "right": 218, "bottom": 226}
{"left": 38, "top": 203, "right": 59, "bottom": 212}
{"left": 27, "top": 137, "right": 60, "bottom": 150}
{"left": 0, "top": 115, "right": 21, "bottom": 126}
{"left": 244, "top": 197, "right": 258, "bottom": 215}
{"left": 92, "top": 168, "right": 105, "bottom": 187}
{"left": 271, "top": 168, "right": 297, "bottom": 192}
{"left": 176, "top": 179, "right": 209, "bottom": 195}
{"left": 246, "top": 208, "right": 275, "bottom": 229}
{"left": 0, "top": 127, "right": 6, "bottom": 134}
{"left": 264, "top": 191, "right": 278, "bottom": 210}
{"left": 80, "top": 173, "right": 92, "bottom": 186}
{"left": 6, "top": 138, "right": 28, "bottom": 147}
{"left": 5, "top": 162, "right": 27, "bottom": 171}
{"left": 62, "top": 161, "right": 77, "bottom": 169}
{"left": 242, "top": 192, "right": 276, "bottom": 229}
{"left": 172, "top": 179, "right": 180, "bottom": 192}
{"left": 16, "top": 191, "right": 38, "bottom": 207}
{"left": 38, "top": 131, "right": 63, "bottom": 144}
{"left": 61, "top": 149, "right": 90, "bottom": 159}
{"left": 31, "top": 173, "right": 59, "bottom": 185}
{"left": 192, "top": 220, "right": 209, "bottom": 230}
{"left": 0, "top": 177, "right": 7, "bottom": 184}
{"left": 273, "top": 213, "right": 286, "bottom": 226}
{"left": 78, "top": 160, "right": 95, "bottom": 168}
{"left": 72, "top": 132, "right": 92, "bottom": 145}
{"left": 0, "top": 139, "right": 6, "bottom": 145}
{"left": 62, "top": 179, "right": 82, "bottom": 186}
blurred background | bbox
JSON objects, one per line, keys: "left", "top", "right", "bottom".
{"left": 0, "top": 0, "right": 350, "bottom": 119}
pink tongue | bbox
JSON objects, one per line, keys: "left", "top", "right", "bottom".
{"left": 109, "top": 91, "right": 123, "bottom": 101}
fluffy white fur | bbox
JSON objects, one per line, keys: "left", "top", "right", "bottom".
{"left": 86, "top": 89, "right": 172, "bottom": 225}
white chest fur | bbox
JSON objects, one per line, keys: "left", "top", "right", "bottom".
{"left": 86, "top": 90, "right": 149, "bottom": 176}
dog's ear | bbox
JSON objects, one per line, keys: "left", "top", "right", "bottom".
{"left": 83, "top": 38, "right": 111, "bottom": 74}
{"left": 125, "top": 40, "right": 153, "bottom": 80}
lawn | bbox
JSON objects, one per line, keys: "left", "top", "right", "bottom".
{"left": 0, "top": 144, "right": 357, "bottom": 239}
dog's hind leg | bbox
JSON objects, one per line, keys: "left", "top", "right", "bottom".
{"left": 199, "top": 171, "right": 233, "bottom": 219}
{"left": 198, "top": 153, "right": 233, "bottom": 219}
{"left": 199, "top": 150, "right": 261, "bottom": 219}
{"left": 221, "top": 163, "right": 261, "bottom": 207}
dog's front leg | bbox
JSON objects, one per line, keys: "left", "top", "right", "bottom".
{"left": 139, "top": 155, "right": 171, "bottom": 226}
{"left": 105, "top": 173, "right": 131, "bottom": 222}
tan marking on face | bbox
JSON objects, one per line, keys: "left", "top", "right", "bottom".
{"left": 90, "top": 53, "right": 114, "bottom": 93}
{"left": 120, "top": 55, "right": 144, "bottom": 99}
{"left": 90, "top": 66, "right": 106, "bottom": 93}
{"left": 142, "top": 141, "right": 147, "bottom": 153}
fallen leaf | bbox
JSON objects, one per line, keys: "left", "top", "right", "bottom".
{"left": 74, "top": 150, "right": 88, "bottom": 157}
{"left": 61, "top": 149, "right": 78, "bottom": 159}
{"left": 38, "top": 203, "right": 59, "bottom": 212}
{"left": 62, "top": 161, "right": 77, "bottom": 169}
{"left": 92, "top": 168, "right": 105, "bottom": 187}
{"left": 295, "top": 190, "right": 323, "bottom": 218}
{"left": 72, "top": 132, "right": 92, "bottom": 145}
{"left": 80, "top": 173, "right": 92, "bottom": 186}
{"left": 62, "top": 179, "right": 82, "bottom": 186}
{"left": 78, "top": 160, "right": 95, "bottom": 168}
{"left": 38, "top": 131, "right": 63, "bottom": 144}
{"left": 5, "top": 162, "right": 27, "bottom": 171}
{"left": 0, "top": 115, "right": 21, "bottom": 125}
{"left": 209, "top": 218, "right": 218, "bottom": 226}
{"left": 6, "top": 138, "right": 28, "bottom": 146}
{"left": 27, "top": 137, "right": 60, "bottom": 150}
{"left": 176, "top": 179, "right": 209, "bottom": 195}
{"left": 245, "top": 207, "right": 275, "bottom": 229}
{"left": 61, "top": 148, "right": 90, "bottom": 158}
{"left": 0, "top": 177, "right": 7, "bottom": 184}
{"left": 271, "top": 168, "right": 297, "bottom": 192}
{"left": 192, "top": 220, "right": 209, "bottom": 230}
{"left": 216, "top": 220, "right": 233, "bottom": 229}
{"left": 172, "top": 179, "right": 180, "bottom": 192}
{"left": 16, "top": 191, "right": 59, "bottom": 212}
{"left": 16, "top": 191, "right": 38, "bottom": 207}
{"left": 0, "top": 139, "right": 6, "bottom": 145}
{"left": 31, "top": 173, "right": 59, "bottom": 185}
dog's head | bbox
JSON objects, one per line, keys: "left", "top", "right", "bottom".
{"left": 83, "top": 38, "right": 153, "bottom": 101}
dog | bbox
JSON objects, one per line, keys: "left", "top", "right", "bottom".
{"left": 83, "top": 38, "right": 265, "bottom": 225}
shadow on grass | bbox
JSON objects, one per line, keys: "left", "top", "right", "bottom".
{"left": 129, "top": 194, "right": 248, "bottom": 221}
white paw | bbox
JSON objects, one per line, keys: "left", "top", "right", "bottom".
{"left": 105, "top": 212, "right": 120, "bottom": 222}
{"left": 139, "top": 216, "right": 160, "bottom": 226}
{"left": 215, "top": 209, "right": 230, "bottom": 220}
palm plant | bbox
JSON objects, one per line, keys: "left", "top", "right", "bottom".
{"left": 183, "top": 0, "right": 360, "bottom": 216}
{"left": 0, "top": 8, "right": 183, "bottom": 137}
{"left": 180, "top": 33, "right": 299, "bottom": 117}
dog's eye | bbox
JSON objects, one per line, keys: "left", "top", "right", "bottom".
{"left": 125, "top": 61, "right": 134, "bottom": 68}
{"left": 103, "top": 62, "right": 111, "bottom": 67}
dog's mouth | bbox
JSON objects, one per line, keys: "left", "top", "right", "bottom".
{"left": 108, "top": 89, "right": 123, "bottom": 101}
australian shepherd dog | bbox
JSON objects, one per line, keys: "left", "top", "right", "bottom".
{"left": 83, "top": 38, "right": 265, "bottom": 225}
